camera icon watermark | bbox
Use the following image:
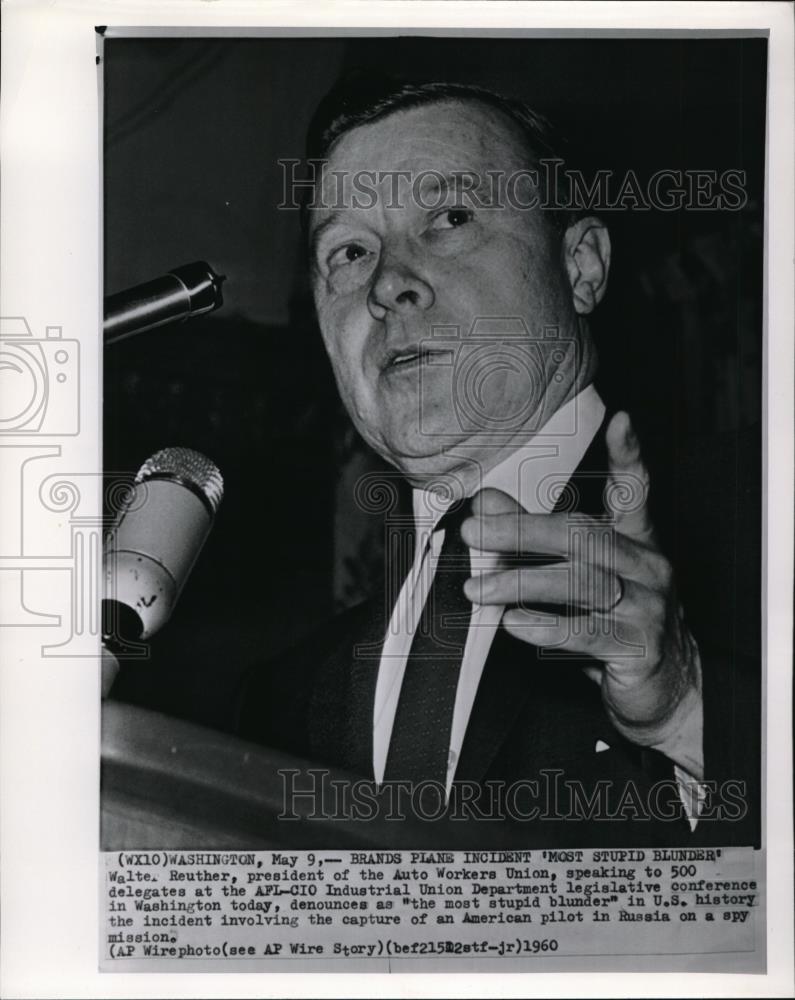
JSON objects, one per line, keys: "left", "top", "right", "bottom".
{"left": 0, "top": 314, "right": 99, "bottom": 658}
{"left": 418, "top": 318, "right": 578, "bottom": 444}
{"left": 0, "top": 317, "right": 80, "bottom": 435}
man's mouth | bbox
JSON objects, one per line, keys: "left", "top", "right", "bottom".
{"left": 383, "top": 346, "right": 450, "bottom": 373}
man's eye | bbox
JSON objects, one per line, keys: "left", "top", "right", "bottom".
{"left": 327, "top": 243, "right": 371, "bottom": 269}
{"left": 431, "top": 208, "right": 474, "bottom": 230}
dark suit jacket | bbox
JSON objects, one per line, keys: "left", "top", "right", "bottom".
{"left": 236, "top": 421, "right": 760, "bottom": 849}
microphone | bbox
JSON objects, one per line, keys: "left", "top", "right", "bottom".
{"left": 103, "top": 261, "right": 225, "bottom": 346}
{"left": 102, "top": 447, "right": 224, "bottom": 651}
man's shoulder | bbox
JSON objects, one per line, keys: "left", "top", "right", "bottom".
{"left": 241, "top": 596, "right": 376, "bottom": 688}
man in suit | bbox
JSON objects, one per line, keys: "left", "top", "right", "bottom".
{"left": 239, "top": 78, "right": 758, "bottom": 847}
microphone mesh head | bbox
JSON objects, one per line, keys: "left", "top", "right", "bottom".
{"left": 135, "top": 447, "right": 224, "bottom": 514}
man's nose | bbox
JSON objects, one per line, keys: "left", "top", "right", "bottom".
{"left": 367, "top": 249, "right": 435, "bottom": 319}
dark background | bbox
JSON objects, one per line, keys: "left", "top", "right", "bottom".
{"left": 103, "top": 36, "right": 765, "bottom": 730}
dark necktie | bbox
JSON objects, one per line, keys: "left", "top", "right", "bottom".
{"left": 384, "top": 500, "right": 474, "bottom": 787}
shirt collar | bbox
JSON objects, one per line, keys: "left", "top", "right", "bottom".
{"left": 412, "top": 384, "right": 605, "bottom": 530}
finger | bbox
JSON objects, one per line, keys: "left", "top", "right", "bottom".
{"left": 501, "top": 605, "right": 647, "bottom": 663}
{"left": 462, "top": 509, "right": 570, "bottom": 556}
{"left": 465, "top": 565, "right": 621, "bottom": 612}
{"left": 462, "top": 510, "right": 649, "bottom": 582}
{"left": 605, "top": 411, "right": 655, "bottom": 543}
{"left": 470, "top": 487, "right": 524, "bottom": 517}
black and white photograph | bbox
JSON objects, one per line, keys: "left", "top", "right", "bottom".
{"left": 102, "top": 33, "right": 763, "bottom": 852}
{"left": 1, "top": 1, "right": 793, "bottom": 994}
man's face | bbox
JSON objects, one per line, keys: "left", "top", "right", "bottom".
{"left": 308, "top": 99, "right": 586, "bottom": 485}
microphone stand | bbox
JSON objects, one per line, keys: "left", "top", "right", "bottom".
{"left": 103, "top": 261, "right": 225, "bottom": 346}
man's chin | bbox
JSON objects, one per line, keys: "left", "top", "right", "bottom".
{"left": 378, "top": 418, "right": 460, "bottom": 459}
{"left": 374, "top": 425, "right": 483, "bottom": 490}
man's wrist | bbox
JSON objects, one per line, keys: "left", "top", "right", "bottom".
{"left": 606, "top": 638, "right": 704, "bottom": 779}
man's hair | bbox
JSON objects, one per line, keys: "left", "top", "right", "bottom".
{"left": 303, "top": 72, "right": 575, "bottom": 234}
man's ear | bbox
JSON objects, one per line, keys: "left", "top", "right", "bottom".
{"left": 562, "top": 217, "right": 611, "bottom": 314}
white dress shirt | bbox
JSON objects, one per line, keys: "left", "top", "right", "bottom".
{"left": 372, "top": 384, "right": 606, "bottom": 793}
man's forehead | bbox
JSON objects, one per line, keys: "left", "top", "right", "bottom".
{"left": 323, "top": 98, "right": 527, "bottom": 178}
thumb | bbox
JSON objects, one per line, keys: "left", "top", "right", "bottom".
{"left": 605, "top": 411, "right": 654, "bottom": 541}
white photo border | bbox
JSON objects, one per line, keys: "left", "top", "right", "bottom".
{"left": 1, "top": 2, "right": 792, "bottom": 998}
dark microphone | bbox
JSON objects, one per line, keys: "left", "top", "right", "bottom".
{"left": 102, "top": 447, "right": 224, "bottom": 650}
{"left": 103, "top": 261, "right": 225, "bottom": 346}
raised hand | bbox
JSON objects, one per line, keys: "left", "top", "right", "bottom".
{"left": 461, "top": 411, "right": 703, "bottom": 777}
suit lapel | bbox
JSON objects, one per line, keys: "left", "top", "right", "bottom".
{"left": 454, "top": 626, "right": 535, "bottom": 782}
{"left": 306, "top": 592, "right": 385, "bottom": 779}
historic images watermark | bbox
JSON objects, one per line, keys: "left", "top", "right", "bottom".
{"left": 348, "top": 317, "right": 648, "bottom": 660}
{"left": 0, "top": 315, "right": 150, "bottom": 661}
{"left": 0, "top": 315, "right": 92, "bottom": 652}
{"left": 279, "top": 159, "right": 749, "bottom": 214}
{"left": 277, "top": 769, "right": 748, "bottom": 825}
{"left": 0, "top": 317, "right": 80, "bottom": 436}
{"left": 414, "top": 319, "right": 575, "bottom": 443}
